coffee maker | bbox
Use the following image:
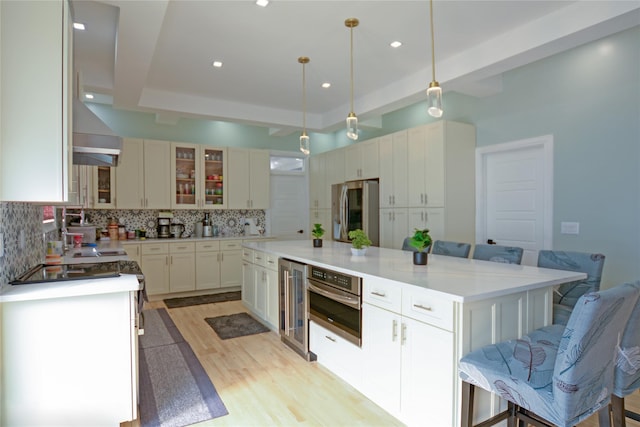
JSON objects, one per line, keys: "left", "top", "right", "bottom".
{"left": 157, "top": 217, "right": 171, "bottom": 238}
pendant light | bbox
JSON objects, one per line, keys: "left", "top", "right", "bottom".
{"left": 298, "top": 56, "right": 310, "bottom": 155}
{"left": 426, "top": 0, "right": 443, "bottom": 118}
{"left": 345, "top": 18, "right": 359, "bottom": 140}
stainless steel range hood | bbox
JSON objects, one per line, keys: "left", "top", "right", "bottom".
{"left": 73, "top": 99, "right": 122, "bottom": 167}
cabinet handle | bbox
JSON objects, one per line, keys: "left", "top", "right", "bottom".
{"left": 221, "top": 253, "right": 224, "bottom": 261}
{"left": 325, "top": 335, "right": 336, "bottom": 342}
{"left": 401, "top": 323, "right": 407, "bottom": 345}
{"left": 420, "top": 193, "right": 424, "bottom": 204}
{"left": 388, "top": 195, "right": 392, "bottom": 205}
{"left": 414, "top": 304, "right": 433, "bottom": 312}
{"left": 393, "top": 195, "right": 395, "bottom": 205}
{"left": 424, "top": 194, "right": 428, "bottom": 205}
{"left": 170, "top": 255, "right": 173, "bottom": 264}
{"left": 371, "top": 291, "right": 386, "bottom": 297}
{"left": 392, "top": 319, "right": 398, "bottom": 342}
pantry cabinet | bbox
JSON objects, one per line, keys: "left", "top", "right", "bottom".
{"left": 309, "top": 153, "right": 329, "bottom": 209}
{"left": 379, "top": 132, "right": 407, "bottom": 208}
{"left": 0, "top": 0, "right": 73, "bottom": 202}
{"left": 407, "top": 207, "right": 445, "bottom": 241}
{"left": 406, "top": 121, "right": 475, "bottom": 244}
{"left": 115, "top": 139, "right": 171, "bottom": 209}
{"left": 227, "top": 148, "right": 270, "bottom": 209}
{"left": 379, "top": 208, "right": 408, "bottom": 250}
{"left": 344, "top": 138, "right": 379, "bottom": 181}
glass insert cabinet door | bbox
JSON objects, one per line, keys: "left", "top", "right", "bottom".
{"left": 203, "top": 148, "right": 225, "bottom": 208}
{"left": 171, "top": 143, "right": 226, "bottom": 209}
{"left": 92, "top": 166, "right": 115, "bottom": 208}
{"left": 173, "top": 144, "right": 198, "bottom": 208}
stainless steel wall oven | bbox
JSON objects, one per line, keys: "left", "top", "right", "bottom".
{"left": 307, "top": 265, "right": 362, "bottom": 347}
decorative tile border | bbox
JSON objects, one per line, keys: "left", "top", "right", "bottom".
{"left": 61, "top": 209, "right": 266, "bottom": 239}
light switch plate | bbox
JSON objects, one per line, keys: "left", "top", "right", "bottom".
{"left": 560, "top": 221, "right": 580, "bottom": 235}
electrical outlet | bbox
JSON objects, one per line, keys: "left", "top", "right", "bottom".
{"left": 560, "top": 222, "right": 580, "bottom": 235}
{"left": 0, "top": 232, "right": 4, "bottom": 257}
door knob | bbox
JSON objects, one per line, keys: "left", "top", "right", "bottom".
{"left": 297, "top": 229, "right": 304, "bottom": 234}
{"left": 487, "top": 239, "right": 496, "bottom": 245}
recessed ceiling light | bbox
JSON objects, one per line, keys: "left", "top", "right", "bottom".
{"left": 212, "top": 61, "right": 223, "bottom": 68}
{"left": 321, "top": 82, "right": 331, "bottom": 89}
{"left": 390, "top": 41, "right": 402, "bottom": 48}
{"left": 84, "top": 93, "right": 94, "bottom": 99}
{"left": 256, "top": 0, "right": 269, "bottom": 7}
{"left": 73, "top": 22, "right": 85, "bottom": 30}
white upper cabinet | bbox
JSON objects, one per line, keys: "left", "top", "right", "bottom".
{"left": 0, "top": 0, "right": 73, "bottom": 202}
{"left": 379, "top": 132, "right": 408, "bottom": 208}
{"left": 115, "top": 138, "right": 145, "bottom": 209}
{"left": 227, "top": 148, "right": 270, "bottom": 209}
{"left": 116, "top": 139, "right": 170, "bottom": 209}
{"left": 309, "top": 153, "right": 328, "bottom": 209}
{"left": 344, "top": 138, "right": 379, "bottom": 181}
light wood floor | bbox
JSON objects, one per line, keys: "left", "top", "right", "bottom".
{"left": 123, "top": 300, "right": 640, "bottom": 427}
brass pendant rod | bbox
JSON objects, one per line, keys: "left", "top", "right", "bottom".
{"left": 298, "top": 56, "right": 310, "bottom": 134}
{"left": 429, "top": 0, "right": 436, "bottom": 82}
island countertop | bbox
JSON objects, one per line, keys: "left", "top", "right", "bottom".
{"left": 243, "top": 240, "right": 586, "bottom": 303}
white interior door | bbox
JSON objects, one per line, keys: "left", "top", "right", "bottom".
{"left": 268, "top": 173, "right": 308, "bottom": 240}
{"left": 476, "top": 136, "right": 553, "bottom": 266}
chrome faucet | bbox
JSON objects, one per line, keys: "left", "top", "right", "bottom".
{"left": 61, "top": 207, "right": 86, "bottom": 253}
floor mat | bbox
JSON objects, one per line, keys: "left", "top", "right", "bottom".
{"left": 205, "top": 312, "right": 270, "bottom": 340}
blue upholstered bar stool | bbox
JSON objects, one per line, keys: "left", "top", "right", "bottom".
{"left": 599, "top": 281, "right": 640, "bottom": 427}
{"left": 472, "top": 244, "right": 523, "bottom": 264}
{"left": 431, "top": 240, "right": 471, "bottom": 258}
{"left": 459, "top": 282, "right": 640, "bottom": 427}
{"left": 537, "top": 250, "right": 605, "bottom": 326}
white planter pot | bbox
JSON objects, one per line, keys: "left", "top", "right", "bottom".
{"left": 350, "top": 247, "right": 367, "bottom": 256}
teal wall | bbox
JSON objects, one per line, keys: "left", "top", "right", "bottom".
{"left": 93, "top": 26, "right": 640, "bottom": 287}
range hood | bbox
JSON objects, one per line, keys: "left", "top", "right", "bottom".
{"left": 72, "top": 99, "right": 122, "bottom": 167}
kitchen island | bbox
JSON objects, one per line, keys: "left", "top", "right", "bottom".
{"left": 0, "top": 269, "right": 141, "bottom": 426}
{"left": 243, "top": 240, "right": 586, "bottom": 426}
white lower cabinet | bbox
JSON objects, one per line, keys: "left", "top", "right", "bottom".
{"left": 241, "top": 248, "right": 278, "bottom": 330}
{"left": 309, "top": 321, "right": 363, "bottom": 389}
{"left": 141, "top": 242, "right": 195, "bottom": 295}
{"left": 120, "top": 242, "right": 141, "bottom": 265}
{"left": 361, "top": 278, "right": 454, "bottom": 427}
{"left": 380, "top": 208, "right": 409, "bottom": 249}
{"left": 195, "top": 241, "right": 242, "bottom": 291}
{"left": 169, "top": 242, "right": 196, "bottom": 293}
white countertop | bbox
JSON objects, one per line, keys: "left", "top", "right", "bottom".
{"left": 0, "top": 273, "right": 141, "bottom": 303}
{"left": 244, "top": 240, "right": 587, "bottom": 303}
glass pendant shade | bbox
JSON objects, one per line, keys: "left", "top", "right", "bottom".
{"left": 299, "top": 132, "right": 310, "bottom": 155}
{"left": 426, "top": 81, "right": 443, "bottom": 118}
{"left": 346, "top": 113, "right": 358, "bottom": 140}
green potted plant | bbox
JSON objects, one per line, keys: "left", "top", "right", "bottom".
{"left": 312, "top": 223, "right": 325, "bottom": 247}
{"left": 348, "top": 229, "right": 372, "bottom": 256}
{"left": 409, "top": 228, "right": 432, "bottom": 265}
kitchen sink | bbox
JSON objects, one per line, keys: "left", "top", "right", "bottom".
{"left": 72, "top": 249, "right": 127, "bottom": 258}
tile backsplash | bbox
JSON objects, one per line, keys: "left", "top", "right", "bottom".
{"left": 0, "top": 203, "right": 265, "bottom": 287}
{"left": 63, "top": 209, "right": 266, "bottom": 239}
{"left": 0, "top": 202, "right": 55, "bottom": 287}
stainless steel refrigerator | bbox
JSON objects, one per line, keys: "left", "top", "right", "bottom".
{"left": 332, "top": 180, "right": 379, "bottom": 246}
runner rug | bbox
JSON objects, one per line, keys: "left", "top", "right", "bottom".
{"left": 139, "top": 309, "right": 228, "bottom": 427}
{"left": 164, "top": 291, "right": 241, "bottom": 309}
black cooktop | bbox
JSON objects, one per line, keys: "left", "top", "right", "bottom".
{"left": 10, "top": 262, "right": 121, "bottom": 285}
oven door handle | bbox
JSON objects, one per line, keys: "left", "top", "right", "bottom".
{"left": 308, "top": 281, "right": 360, "bottom": 310}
